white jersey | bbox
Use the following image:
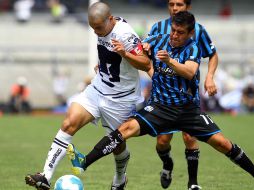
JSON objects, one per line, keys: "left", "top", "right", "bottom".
{"left": 91, "top": 17, "right": 142, "bottom": 102}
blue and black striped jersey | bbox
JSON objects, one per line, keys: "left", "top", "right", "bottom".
{"left": 148, "top": 18, "right": 216, "bottom": 58}
{"left": 144, "top": 34, "right": 201, "bottom": 106}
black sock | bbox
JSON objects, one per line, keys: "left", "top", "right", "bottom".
{"left": 156, "top": 145, "right": 173, "bottom": 171}
{"left": 226, "top": 144, "right": 254, "bottom": 177}
{"left": 185, "top": 149, "right": 200, "bottom": 186}
{"left": 84, "top": 129, "right": 124, "bottom": 169}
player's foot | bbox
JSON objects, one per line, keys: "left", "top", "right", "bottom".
{"left": 160, "top": 169, "right": 172, "bottom": 189}
{"left": 110, "top": 175, "right": 128, "bottom": 190}
{"left": 188, "top": 184, "right": 202, "bottom": 190}
{"left": 67, "top": 144, "right": 86, "bottom": 175}
{"left": 25, "top": 173, "right": 50, "bottom": 190}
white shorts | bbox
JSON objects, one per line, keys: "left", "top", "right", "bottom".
{"left": 71, "top": 85, "right": 144, "bottom": 134}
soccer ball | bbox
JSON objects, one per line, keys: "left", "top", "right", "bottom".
{"left": 54, "top": 175, "right": 84, "bottom": 190}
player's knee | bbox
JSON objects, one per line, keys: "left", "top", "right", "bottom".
{"left": 208, "top": 134, "right": 232, "bottom": 153}
{"left": 157, "top": 135, "right": 171, "bottom": 147}
{"left": 217, "top": 139, "right": 232, "bottom": 152}
{"left": 182, "top": 133, "right": 198, "bottom": 148}
{"left": 118, "top": 119, "right": 140, "bottom": 139}
{"left": 61, "top": 114, "right": 83, "bottom": 135}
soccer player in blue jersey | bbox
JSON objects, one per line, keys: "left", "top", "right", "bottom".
{"left": 67, "top": 11, "right": 254, "bottom": 189}
{"left": 143, "top": 0, "right": 218, "bottom": 189}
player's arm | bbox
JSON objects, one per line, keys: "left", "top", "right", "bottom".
{"left": 205, "top": 52, "right": 218, "bottom": 96}
{"left": 112, "top": 39, "right": 151, "bottom": 72}
{"left": 147, "top": 62, "right": 154, "bottom": 78}
{"left": 156, "top": 50, "right": 199, "bottom": 80}
{"left": 200, "top": 26, "right": 218, "bottom": 96}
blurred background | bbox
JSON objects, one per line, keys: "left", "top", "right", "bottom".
{"left": 0, "top": 0, "right": 254, "bottom": 115}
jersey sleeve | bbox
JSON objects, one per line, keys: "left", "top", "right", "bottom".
{"left": 121, "top": 33, "right": 143, "bottom": 55}
{"left": 142, "top": 34, "right": 159, "bottom": 47}
{"left": 186, "top": 43, "right": 201, "bottom": 65}
{"left": 198, "top": 25, "right": 216, "bottom": 58}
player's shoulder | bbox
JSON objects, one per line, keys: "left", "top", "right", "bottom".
{"left": 115, "top": 16, "right": 128, "bottom": 24}
{"left": 150, "top": 18, "right": 171, "bottom": 35}
{"left": 153, "top": 18, "right": 170, "bottom": 27}
{"left": 114, "top": 17, "right": 139, "bottom": 41}
{"left": 195, "top": 22, "right": 207, "bottom": 33}
{"left": 185, "top": 39, "right": 199, "bottom": 51}
{"left": 114, "top": 17, "right": 134, "bottom": 34}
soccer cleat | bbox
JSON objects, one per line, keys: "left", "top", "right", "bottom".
{"left": 25, "top": 173, "right": 50, "bottom": 190}
{"left": 111, "top": 175, "right": 128, "bottom": 190}
{"left": 160, "top": 169, "right": 172, "bottom": 189}
{"left": 67, "top": 144, "right": 86, "bottom": 175}
{"left": 188, "top": 184, "right": 202, "bottom": 190}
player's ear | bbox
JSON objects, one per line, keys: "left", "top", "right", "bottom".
{"left": 186, "top": 5, "right": 192, "bottom": 11}
{"left": 189, "top": 29, "right": 194, "bottom": 37}
{"left": 109, "top": 15, "right": 114, "bottom": 22}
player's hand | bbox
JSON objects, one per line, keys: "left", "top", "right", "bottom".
{"left": 112, "top": 39, "right": 126, "bottom": 57}
{"left": 156, "top": 50, "right": 171, "bottom": 64}
{"left": 204, "top": 76, "right": 217, "bottom": 96}
{"left": 142, "top": 43, "right": 151, "bottom": 55}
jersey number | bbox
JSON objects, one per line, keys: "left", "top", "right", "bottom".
{"left": 98, "top": 45, "right": 122, "bottom": 87}
{"left": 200, "top": 113, "right": 214, "bottom": 125}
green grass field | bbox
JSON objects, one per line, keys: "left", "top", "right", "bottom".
{"left": 0, "top": 114, "right": 254, "bottom": 190}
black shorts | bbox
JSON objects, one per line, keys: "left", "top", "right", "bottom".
{"left": 132, "top": 102, "right": 221, "bottom": 142}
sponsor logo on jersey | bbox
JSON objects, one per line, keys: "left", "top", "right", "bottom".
{"left": 210, "top": 42, "right": 215, "bottom": 49}
{"left": 157, "top": 66, "right": 176, "bottom": 76}
{"left": 111, "top": 33, "right": 117, "bottom": 40}
{"left": 127, "top": 34, "right": 140, "bottom": 45}
{"left": 144, "top": 105, "right": 154, "bottom": 112}
{"left": 98, "top": 38, "right": 114, "bottom": 48}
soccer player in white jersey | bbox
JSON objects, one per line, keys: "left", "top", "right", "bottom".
{"left": 25, "top": 2, "right": 151, "bottom": 190}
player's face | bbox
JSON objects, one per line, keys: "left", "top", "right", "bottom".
{"left": 89, "top": 17, "right": 113, "bottom": 37}
{"left": 170, "top": 23, "right": 193, "bottom": 47}
{"left": 168, "top": 0, "right": 190, "bottom": 17}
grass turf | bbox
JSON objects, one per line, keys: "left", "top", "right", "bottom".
{"left": 0, "top": 114, "right": 253, "bottom": 190}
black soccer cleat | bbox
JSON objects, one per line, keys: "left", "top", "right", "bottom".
{"left": 160, "top": 169, "right": 172, "bottom": 189}
{"left": 110, "top": 175, "right": 128, "bottom": 190}
{"left": 25, "top": 173, "right": 50, "bottom": 190}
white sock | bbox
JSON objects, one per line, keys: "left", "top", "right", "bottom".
{"left": 113, "top": 148, "right": 130, "bottom": 185}
{"left": 42, "top": 129, "right": 72, "bottom": 182}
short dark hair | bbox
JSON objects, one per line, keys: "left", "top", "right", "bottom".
{"left": 172, "top": 11, "right": 195, "bottom": 32}
{"left": 184, "top": 0, "right": 192, "bottom": 6}
{"left": 168, "top": 0, "right": 192, "bottom": 6}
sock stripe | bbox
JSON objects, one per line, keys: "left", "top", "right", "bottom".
{"left": 55, "top": 138, "right": 68, "bottom": 146}
{"left": 53, "top": 139, "right": 67, "bottom": 149}
{"left": 115, "top": 155, "right": 130, "bottom": 163}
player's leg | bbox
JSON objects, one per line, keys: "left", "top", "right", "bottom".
{"left": 156, "top": 134, "right": 174, "bottom": 189}
{"left": 100, "top": 99, "right": 137, "bottom": 190}
{"left": 207, "top": 132, "right": 254, "bottom": 177}
{"left": 67, "top": 118, "right": 141, "bottom": 174}
{"left": 193, "top": 112, "right": 254, "bottom": 177}
{"left": 112, "top": 142, "right": 129, "bottom": 190}
{"left": 182, "top": 132, "right": 201, "bottom": 190}
{"left": 67, "top": 102, "right": 175, "bottom": 175}
{"left": 25, "top": 103, "right": 94, "bottom": 190}
{"left": 184, "top": 110, "right": 254, "bottom": 178}
{"left": 25, "top": 86, "right": 99, "bottom": 189}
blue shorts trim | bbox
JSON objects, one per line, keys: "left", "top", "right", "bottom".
{"left": 194, "top": 130, "right": 221, "bottom": 136}
{"left": 135, "top": 113, "right": 158, "bottom": 136}
{"left": 159, "top": 130, "right": 180, "bottom": 135}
